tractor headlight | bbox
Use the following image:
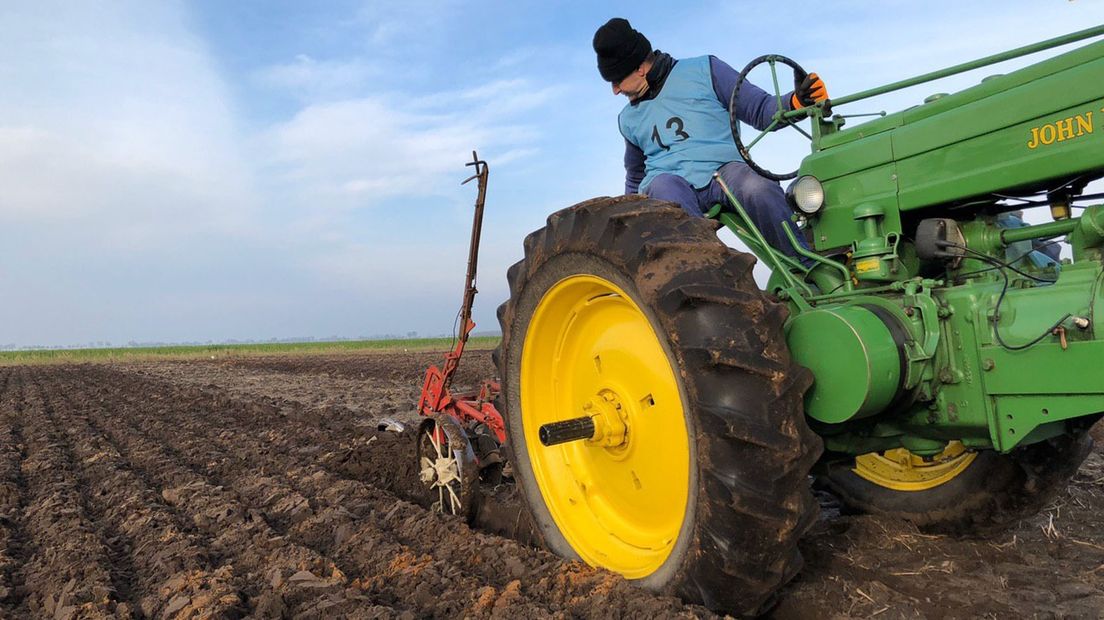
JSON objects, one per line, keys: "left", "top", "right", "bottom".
{"left": 786, "top": 176, "right": 825, "bottom": 215}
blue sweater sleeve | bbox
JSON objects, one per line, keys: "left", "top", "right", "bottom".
{"left": 623, "top": 138, "right": 645, "bottom": 194}
{"left": 710, "top": 55, "right": 794, "bottom": 132}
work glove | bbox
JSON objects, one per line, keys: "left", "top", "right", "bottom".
{"left": 792, "top": 69, "right": 828, "bottom": 109}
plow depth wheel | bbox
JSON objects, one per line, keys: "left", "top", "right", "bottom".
{"left": 417, "top": 415, "right": 479, "bottom": 521}
{"left": 521, "top": 274, "right": 689, "bottom": 578}
{"left": 496, "top": 196, "right": 822, "bottom": 615}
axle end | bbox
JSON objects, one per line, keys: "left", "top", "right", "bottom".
{"left": 539, "top": 416, "right": 596, "bottom": 446}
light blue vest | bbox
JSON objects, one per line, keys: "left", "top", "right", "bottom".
{"left": 619, "top": 55, "right": 742, "bottom": 192}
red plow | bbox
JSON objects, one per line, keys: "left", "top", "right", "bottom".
{"left": 413, "top": 152, "right": 507, "bottom": 519}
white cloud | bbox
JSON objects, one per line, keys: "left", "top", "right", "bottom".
{"left": 0, "top": 1, "right": 257, "bottom": 248}
{"left": 425, "top": 79, "right": 565, "bottom": 117}
{"left": 252, "top": 54, "right": 382, "bottom": 100}
{"left": 309, "top": 240, "right": 465, "bottom": 293}
{"left": 258, "top": 88, "right": 542, "bottom": 211}
{"left": 491, "top": 47, "right": 541, "bottom": 72}
{"left": 353, "top": 1, "right": 462, "bottom": 49}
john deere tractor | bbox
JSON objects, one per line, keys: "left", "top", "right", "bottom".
{"left": 492, "top": 26, "right": 1104, "bottom": 615}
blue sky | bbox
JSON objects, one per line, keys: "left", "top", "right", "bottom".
{"left": 1, "top": 1, "right": 1102, "bottom": 347}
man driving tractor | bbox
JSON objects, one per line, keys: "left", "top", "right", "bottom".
{"left": 592, "top": 17, "right": 829, "bottom": 258}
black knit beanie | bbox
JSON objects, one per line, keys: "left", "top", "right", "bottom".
{"left": 593, "top": 18, "right": 652, "bottom": 83}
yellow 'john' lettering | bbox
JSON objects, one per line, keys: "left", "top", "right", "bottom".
{"left": 1027, "top": 111, "right": 1095, "bottom": 150}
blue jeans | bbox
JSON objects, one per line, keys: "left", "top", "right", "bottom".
{"left": 644, "top": 161, "right": 807, "bottom": 259}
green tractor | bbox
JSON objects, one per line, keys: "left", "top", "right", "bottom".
{"left": 493, "top": 26, "right": 1104, "bottom": 615}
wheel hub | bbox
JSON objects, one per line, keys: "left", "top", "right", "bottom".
{"left": 583, "top": 389, "right": 629, "bottom": 449}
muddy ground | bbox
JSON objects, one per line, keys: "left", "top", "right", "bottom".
{"left": 0, "top": 351, "right": 1100, "bottom": 619}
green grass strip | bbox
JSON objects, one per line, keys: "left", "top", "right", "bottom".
{"left": 0, "top": 336, "right": 501, "bottom": 366}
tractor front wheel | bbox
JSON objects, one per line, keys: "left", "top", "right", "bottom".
{"left": 495, "top": 196, "right": 822, "bottom": 615}
{"left": 820, "top": 433, "right": 1093, "bottom": 533}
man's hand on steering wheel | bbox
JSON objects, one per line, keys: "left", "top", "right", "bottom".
{"left": 791, "top": 69, "right": 828, "bottom": 109}
{"left": 731, "top": 55, "right": 823, "bottom": 180}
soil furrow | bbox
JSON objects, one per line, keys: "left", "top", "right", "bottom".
{"left": 5, "top": 355, "right": 1099, "bottom": 619}
{"left": 40, "top": 375, "right": 248, "bottom": 619}
{"left": 15, "top": 369, "right": 124, "bottom": 619}
{"left": 1, "top": 369, "right": 33, "bottom": 619}
{"left": 0, "top": 368, "right": 28, "bottom": 617}
{"left": 63, "top": 379, "right": 399, "bottom": 620}
{"left": 82, "top": 365, "right": 710, "bottom": 619}
{"left": 34, "top": 378, "right": 138, "bottom": 608}
{"left": 78, "top": 370, "right": 554, "bottom": 618}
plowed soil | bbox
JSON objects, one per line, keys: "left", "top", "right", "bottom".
{"left": 0, "top": 351, "right": 1101, "bottom": 619}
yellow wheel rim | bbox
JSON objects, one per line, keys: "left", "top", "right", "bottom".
{"left": 521, "top": 274, "right": 689, "bottom": 578}
{"left": 853, "top": 441, "right": 978, "bottom": 491}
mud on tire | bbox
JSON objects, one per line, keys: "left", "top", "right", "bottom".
{"left": 494, "top": 195, "right": 823, "bottom": 615}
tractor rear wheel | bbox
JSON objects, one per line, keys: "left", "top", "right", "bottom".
{"left": 820, "top": 433, "right": 1093, "bottom": 533}
{"left": 495, "top": 196, "right": 822, "bottom": 615}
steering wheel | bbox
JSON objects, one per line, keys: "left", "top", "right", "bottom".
{"left": 729, "top": 54, "right": 814, "bottom": 182}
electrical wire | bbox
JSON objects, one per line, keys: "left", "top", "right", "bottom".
{"left": 949, "top": 243, "right": 1058, "bottom": 284}
{"left": 984, "top": 173, "right": 1098, "bottom": 207}
{"left": 941, "top": 242, "right": 1068, "bottom": 351}
{"left": 1070, "top": 192, "right": 1104, "bottom": 208}
{"left": 990, "top": 194, "right": 1048, "bottom": 206}
{"left": 954, "top": 239, "right": 1063, "bottom": 279}
{"left": 989, "top": 262, "right": 1070, "bottom": 351}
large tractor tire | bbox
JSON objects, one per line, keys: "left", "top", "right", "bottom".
{"left": 820, "top": 432, "right": 1093, "bottom": 533}
{"left": 494, "top": 196, "right": 822, "bottom": 615}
